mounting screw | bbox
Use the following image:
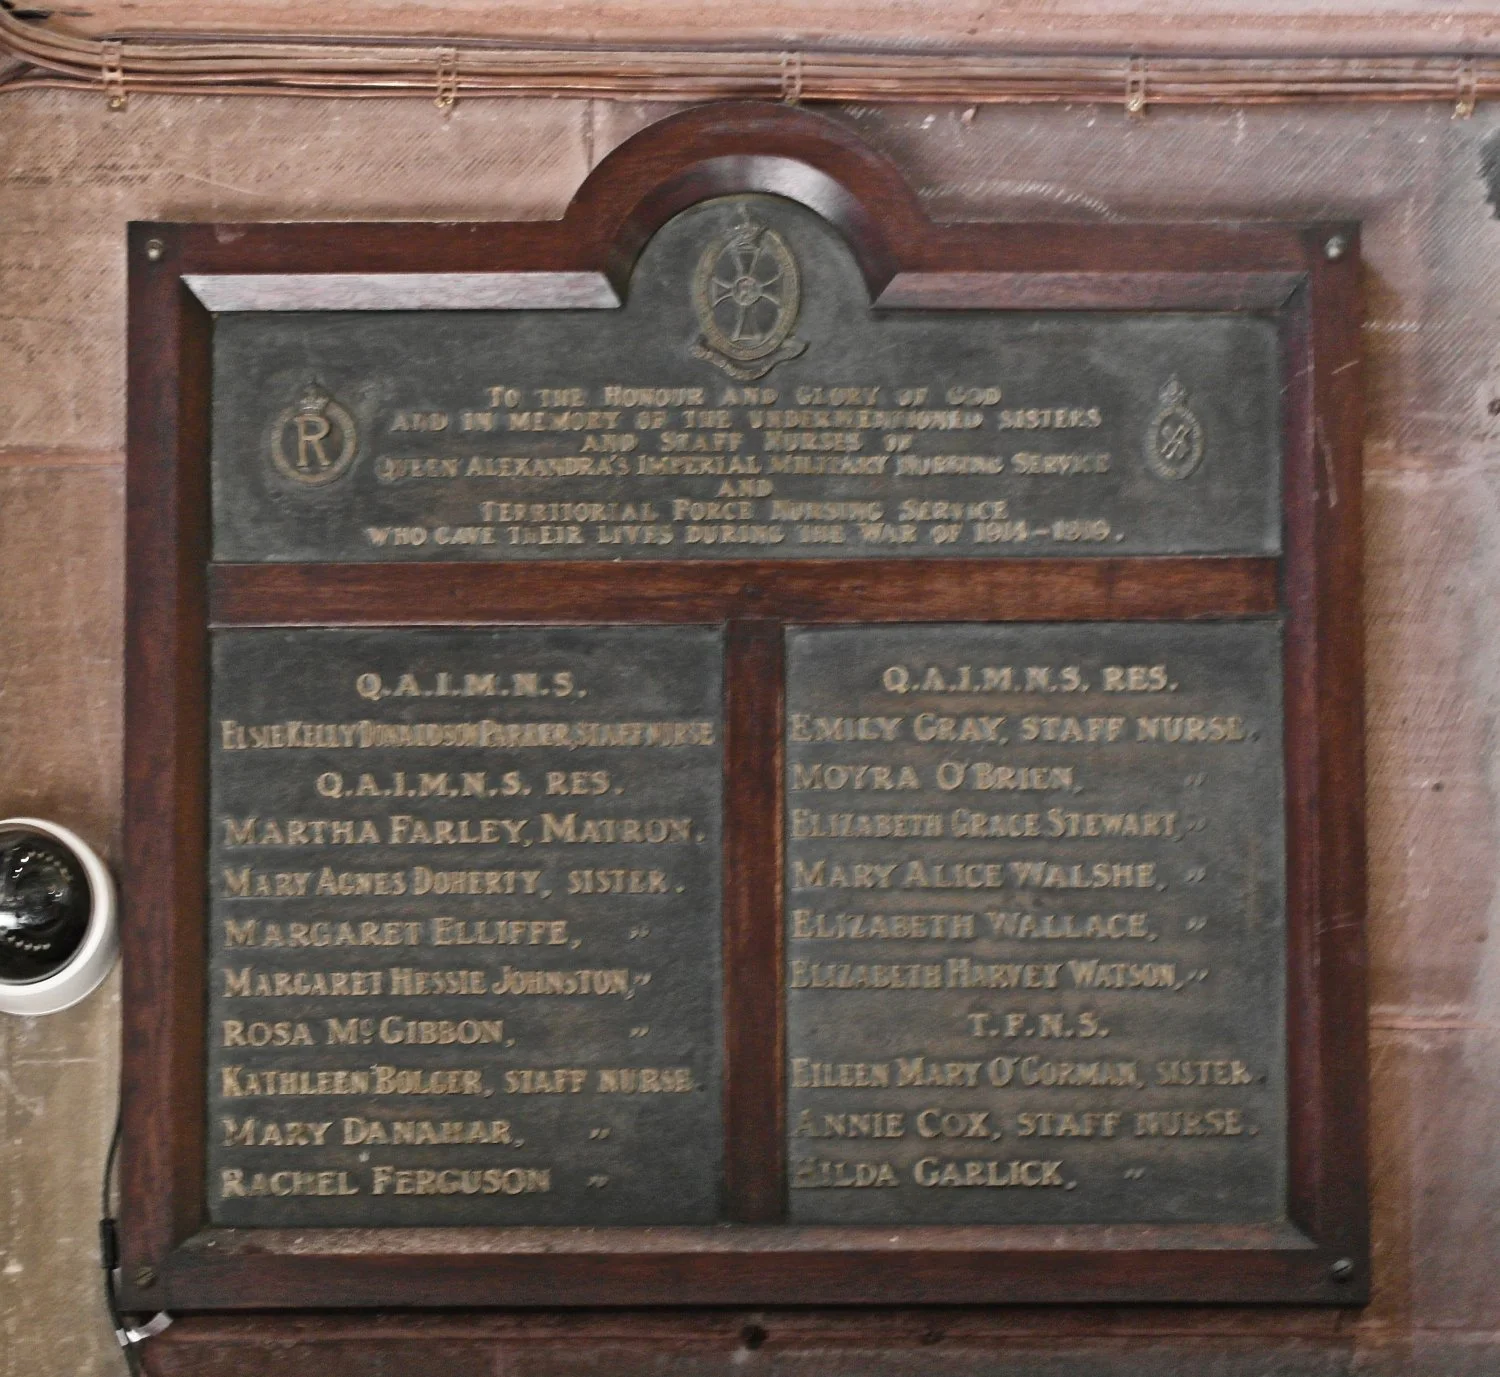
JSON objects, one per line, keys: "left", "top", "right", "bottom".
{"left": 133, "top": 1264, "right": 157, "bottom": 1288}
{"left": 1324, "top": 235, "right": 1347, "bottom": 262}
{"left": 144, "top": 239, "right": 164, "bottom": 262}
{"left": 1329, "top": 1257, "right": 1355, "bottom": 1282}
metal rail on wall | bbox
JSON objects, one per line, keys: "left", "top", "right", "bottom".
{"left": 0, "top": 5, "right": 1496, "bottom": 112}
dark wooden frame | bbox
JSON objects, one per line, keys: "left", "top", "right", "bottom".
{"left": 121, "top": 100, "right": 1366, "bottom": 1313}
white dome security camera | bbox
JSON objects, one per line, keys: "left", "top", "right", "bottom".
{"left": 0, "top": 818, "right": 117, "bottom": 1016}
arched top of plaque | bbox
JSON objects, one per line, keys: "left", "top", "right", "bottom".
{"left": 195, "top": 99, "right": 1312, "bottom": 565}
{"left": 174, "top": 98, "right": 1327, "bottom": 318}
{"left": 561, "top": 102, "right": 924, "bottom": 300}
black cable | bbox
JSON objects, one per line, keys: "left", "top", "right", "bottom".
{"left": 100, "top": 1106, "right": 145, "bottom": 1376}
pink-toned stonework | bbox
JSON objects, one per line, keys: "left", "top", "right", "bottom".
{"left": 2, "top": 69, "right": 1500, "bottom": 1376}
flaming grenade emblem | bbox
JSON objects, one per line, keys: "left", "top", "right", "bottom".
{"left": 691, "top": 215, "right": 807, "bottom": 379}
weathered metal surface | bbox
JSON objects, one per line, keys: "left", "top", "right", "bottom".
{"left": 784, "top": 621, "right": 1285, "bottom": 1224}
{"left": 206, "top": 625, "right": 723, "bottom": 1226}
{"left": 211, "top": 195, "right": 1280, "bottom": 563}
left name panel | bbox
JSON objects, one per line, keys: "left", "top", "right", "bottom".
{"left": 206, "top": 625, "right": 725, "bottom": 1227}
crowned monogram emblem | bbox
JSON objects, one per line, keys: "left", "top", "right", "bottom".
{"left": 690, "top": 214, "right": 807, "bottom": 380}
{"left": 270, "top": 383, "right": 358, "bottom": 487}
{"left": 1144, "top": 377, "right": 1205, "bottom": 481}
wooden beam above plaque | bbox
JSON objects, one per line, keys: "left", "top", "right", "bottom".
{"left": 120, "top": 101, "right": 1367, "bottom": 1314}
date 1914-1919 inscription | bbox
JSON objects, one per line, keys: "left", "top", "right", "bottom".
{"left": 212, "top": 195, "right": 1281, "bottom": 562}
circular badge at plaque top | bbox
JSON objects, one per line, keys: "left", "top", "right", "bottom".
{"left": 691, "top": 215, "right": 807, "bottom": 379}
{"left": 270, "top": 382, "right": 358, "bottom": 486}
{"left": 1144, "top": 377, "right": 1206, "bottom": 481}
{"left": 0, "top": 818, "right": 117, "bottom": 1015}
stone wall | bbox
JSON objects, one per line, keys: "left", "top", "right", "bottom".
{"left": 1, "top": 91, "right": 1498, "bottom": 1376}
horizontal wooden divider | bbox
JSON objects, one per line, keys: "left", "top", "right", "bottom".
{"left": 210, "top": 557, "right": 1279, "bottom": 626}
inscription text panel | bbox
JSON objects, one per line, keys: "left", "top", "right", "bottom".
{"left": 206, "top": 626, "right": 724, "bottom": 1227}
{"left": 212, "top": 196, "right": 1281, "bottom": 563}
{"left": 785, "top": 622, "right": 1285, "bottom": 1225}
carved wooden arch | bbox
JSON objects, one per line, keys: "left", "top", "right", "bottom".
{"left": 561, "top": 102, "right": 920, "bottom": 295}
{"left": 173, "top": 99, "right": 1312, "bottom": 316}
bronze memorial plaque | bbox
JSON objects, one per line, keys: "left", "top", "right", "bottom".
{"left": 211, "top": 194, "right": 1280, "bottom": 563}
{"left": 206, "top": 625, "right": 724, "bottom": 1226}
{"left": 785, "top": 622, "right": 1285, "bottom": 1224}
{"left": 122, "top": 104, "right": 1365, "bottom": 1313}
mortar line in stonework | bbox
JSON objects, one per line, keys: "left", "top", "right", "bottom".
{"left": 1358, "top": 1324, "right": 1500, "bottom": 1339}
{"left": 1364, "top": 461, "right": 1500, "bottom": 485}
{"left": 0, "top": 449, "right": 121, "bottom": 470}
{"left": 1370, "top": 1015, "right": 1497, "bottom": 1031}
{"left": 10, "top": 1057, "right": 105, "bottom": 1067}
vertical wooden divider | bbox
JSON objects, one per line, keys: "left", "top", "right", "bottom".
{"left": 721, "top": 618, "right": 786, "bottom": 1223}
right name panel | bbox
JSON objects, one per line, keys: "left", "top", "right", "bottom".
{"left": 784, "top": 621, "right": 1285, "bottom": 1226}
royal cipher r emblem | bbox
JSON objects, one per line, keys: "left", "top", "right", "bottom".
{"left": 1144, "top": 377, "right": 1205, "bottom": 481}
{"left": 270, "top": 383, "right": 358, "bottom": 487}
{"left": 691, "top": 214, "right": 808, "bottom": 380}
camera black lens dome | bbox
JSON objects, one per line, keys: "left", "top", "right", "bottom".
{"left": 0, "top": 828, "right": 92, "bottom": 983}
